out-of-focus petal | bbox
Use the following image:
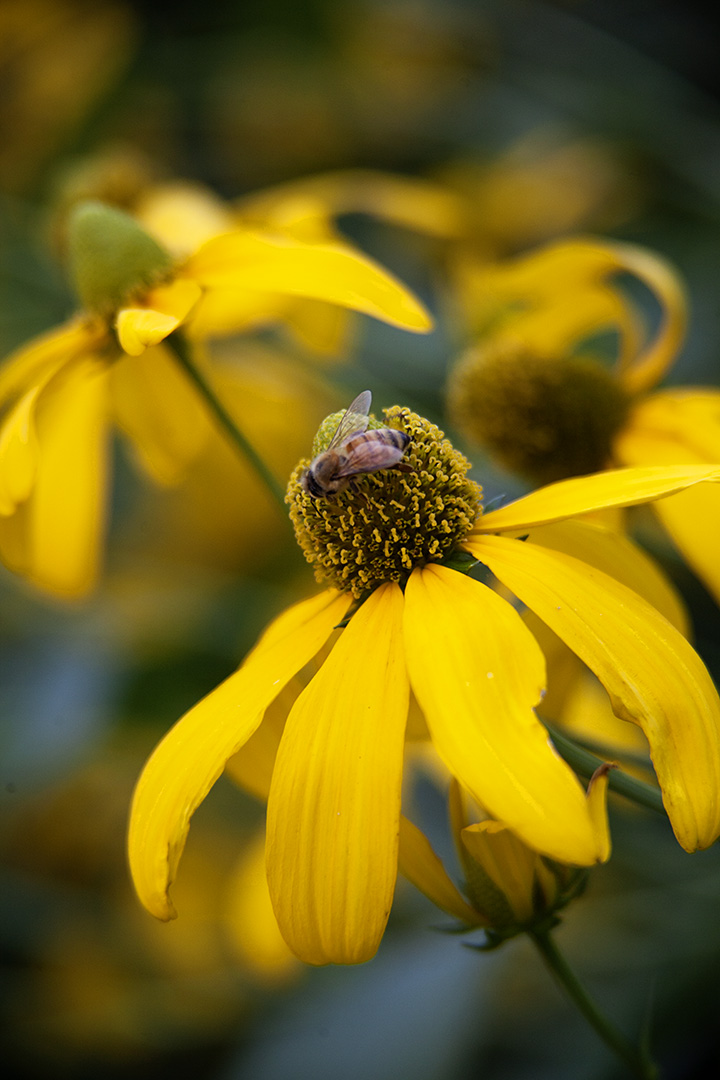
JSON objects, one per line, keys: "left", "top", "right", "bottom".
{"left": 185, "top": 231, "right": 433, "bottom": 332}
{"left": 473, "top": 465, "right": 720, "bottom": 534}
{"left": 267, "top": 583, "right": 409, "bottom": 965}
{"left": 28, "top": 357, "right": 109, "bottom": 597}
{"left": 403, "top": 565, "right": 600, "bottom": 865}
{"left": 110, "top": 343, "right": 212, "bottom": 484}
{"left": 0, "top": 318, "right": 102, "bottom": 406}
{"left": 236, "top": 168, "right": 464, "bottom": 238}
{"left": 474, "top": 534, "right": 720, "bottom": 852}
{"left": 398, "top": 816, "right": 482, "bottom": 926}
{"left": 0, "top": 384, "right": 41, "bottom": 514}
{"left": 129, "top": 590, "right": 349, "bottom": 922}
{"left": 224, "top": 829, "right": 298, "bottom": 983}
{"left": 616, "top": 390, "right": 720, "bottom": 603}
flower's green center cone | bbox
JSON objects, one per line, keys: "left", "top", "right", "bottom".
{"left": 447, "top": 339, "right": 632, "bottom": 486}
{"left": 287, "top": 406, "right": 482, "bottom": 597}
{"left": 67, "top": 200, "right": 173, "bottom": 315}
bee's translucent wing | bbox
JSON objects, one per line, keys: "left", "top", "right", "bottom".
{"left": 333, "top": 430, "right": 410, "bottom": 479}
{"left": 326, "top": 390, "right": 372, "bottom": 450}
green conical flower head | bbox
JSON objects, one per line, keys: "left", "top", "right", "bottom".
{"left": 67, "top": 200, "right": 173, "bottom": 315}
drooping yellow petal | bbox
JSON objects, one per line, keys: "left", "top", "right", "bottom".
{"left": 28, "top": 358, "right": 109, "bottom": 597}
{"left": 110, "top": 343, "right": 212, "bottom": 484}
{"left": 184, "top": 231, "right": 433, "bottom": 333}
{"left": 129, "top": 589, "right": 349, "bottom": 922}
{"left": 523, "top": 519, "right": 689, "bottom": 635}
{"left": 0, "top": 384, "right": 41, "bottom": 514}
{"left": 266, "top": 583, "right": 409, "bottom": 965}
{"left": 224, "top": 828, "right": 298, "bottom": 983}
{"left": 473, "top": 534, "right": 720, "bottom": 852}
{"left": 403, "top": 565, "right": 599, "bottom": 865}
{"left": 474, "top": 465, "right": 720, "bottom": 534}
{"left": 398, "top": 815, "right": 482, "bottom": 926}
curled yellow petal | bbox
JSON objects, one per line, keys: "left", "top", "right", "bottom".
{"left": 116, "top": 308, "right": 181, "bottom": 356}
{"left": 129, "top": 589, "right": 349, "bottom": 922}
{"left": 267, "top": 583, "right": 409, "bottom": 965}
{"left": 474, "top": 534, "right": 720, "bottom": 852}
{"left": 474, "top": 465, "right": 720, "bottom": 534}
{"left": 403, "top": 565, "right": 600, "bottom": 866}
{"left": 586, "top": 764, "right": 613, "bottom": 864}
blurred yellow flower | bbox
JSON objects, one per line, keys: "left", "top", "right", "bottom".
{"left": 129, "top": 395, "right": 720, "bottom": 965}
{"left": 399, "top": 770, "right": 612, "bottom": 936}
{"left": 0, "top": 198, "right": 431, "bottom": 597}
{"left": 448, "top": 236, "right": 720, "bottom": 604}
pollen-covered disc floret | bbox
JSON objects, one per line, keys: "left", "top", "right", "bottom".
{"left": 448, "top": 338, "right": 632, "bottom": 486}
{"left": 287, "top": 405, "right": 483, "bottom": 597}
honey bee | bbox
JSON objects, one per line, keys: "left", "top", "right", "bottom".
{"left": 301, "top": 390, "right": 412, "bottom": 498}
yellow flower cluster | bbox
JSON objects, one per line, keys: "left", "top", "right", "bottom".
{"left": 4, "top": 157, "right": 720, "bottom": 981}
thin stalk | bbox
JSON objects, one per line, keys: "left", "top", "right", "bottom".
{"left": 168, "top": 332, "right": 288, "bottom": 512}
{"left": 544, "top": 721, "right": 665, "bottom": 815}
{"left": 530, "top": 929, "right": 658, "bottom": 1079}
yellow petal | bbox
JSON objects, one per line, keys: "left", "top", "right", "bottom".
{"left": 0, "top": 317, "right": 103, "bottom": 407}
{"left": 474, "top": 465, "right": 720, "bottom": 534}
{"left": 473, "top": 534, "right": 720, "bottom": 851}
{"left": 184, "top": 230, "right": 433, "bottom": 333}
{"left": 522, "top": 519, "right": 689, "bottom": 636}
{"left": 398, "top": 815, "right": 482, "bottom": 926}
{"left": 129, "top": 589, "right": 349, "bottom": 922}
{"left": 28, "top": 358, "right": 109, "bottom": 597}
{"left": 266, "top": 583, "right": 409, "bottom": 965}
{"left": 403, "top": 565, "right": 599, "bottom": 865}
{"left": 0, "top": 384, "right": 41, "bottom": 514}
{"left": 110, "top": 344, "right": 212, "bottom": 485}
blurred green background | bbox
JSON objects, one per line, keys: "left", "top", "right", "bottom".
{"left": 2, "top": 2, "right": 720, "bottom": 1078}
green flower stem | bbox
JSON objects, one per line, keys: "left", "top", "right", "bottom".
{"left": 168, "top": 332, "right": 288, "bottom": 512}
{"left": 530, "top": 929, "right": 658, "bottom": 1079}
{"left": 544, "top": 721, "right": 665, "bottom": 816}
